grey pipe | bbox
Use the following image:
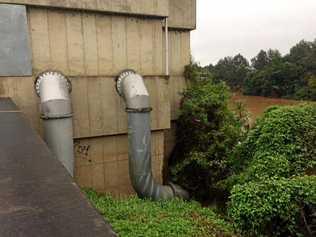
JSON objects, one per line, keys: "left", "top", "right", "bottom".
{"left": 35, "top": 71, "right": 74, "bottom": 177}
{"left": 165, "top": 17, "right": 169, "bottom": 76}
{"left": 116, "top": 70, "right": 189, "bottom": 200}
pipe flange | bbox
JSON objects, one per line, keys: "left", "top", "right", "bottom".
{"left": 116, "top": 69, "right": 136, "bottom": 96}
{"left": 35, "top": 71, "right": 72, "bottom": 97}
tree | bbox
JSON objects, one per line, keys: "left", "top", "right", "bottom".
{"left": 212, "top": 54, "right": 250, "bottom": 90}
{"left": 244, "top": 61, "right": 304, "bottom": 98}
{"left": 251, "top": 50, "right": 270, "bottom": 70}
{"left": 295, "top": 74, "right": 316, "bottom": 100}
{"left": 169, "top": 64, "right": 244, "bottom": 201}
{"left": 287, "top": 40, "right": 316, "bottom": 74}
{"left": 205, "top": 39, "right": 316, "bottom": 101}
{"left": 267, "top": 49, "right": 282, "bottom": 62}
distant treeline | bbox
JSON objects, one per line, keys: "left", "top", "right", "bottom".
{"left": 202, "top": 39, "right": 316, "bottom": 101}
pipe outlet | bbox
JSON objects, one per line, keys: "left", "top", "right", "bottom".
{"left": 35, "top": 71, "right": 74, "bottom": 177}
{"left": 116, "top": 70, "right": 189, "bottom": 201}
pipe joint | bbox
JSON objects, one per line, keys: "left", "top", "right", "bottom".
{"left": 35, "top": 71, "right": 74, "bottom": 177}
{"left": 35, "top": 71, "right": 72, "bottom": 119}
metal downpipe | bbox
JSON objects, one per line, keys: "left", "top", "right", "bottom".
{"left": 116, "top": 70, "right": 189, "bottom": 201}
{"left": 35, "top": 71, "right": 74, "bottom": 177}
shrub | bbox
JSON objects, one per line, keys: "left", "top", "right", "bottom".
{"left": 229, "top": 176, "right": 316, "bottom": 237}
{"left": 169, "top": 64, "right": 245, "bottom": 201}
{"left": 226, "top": 104, "right": 316, "bottom": 236}
{"left": 84, "top": 190, "right": 237, "bottom": 237}
{"left": 228, "top": 104, "right": 316, "bottom": 186}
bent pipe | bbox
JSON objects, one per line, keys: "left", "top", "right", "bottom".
{"left": 116, "top": 70, "right": 189, "bottom": 200}
{"left": 35, "top": 71, "right": 74, "bottom": 177}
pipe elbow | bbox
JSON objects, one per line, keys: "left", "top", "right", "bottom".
{"left": 35, "top": 71, "right": 74, "bottom": 177}
{"left": 35, "top": 71, "right": 72, "bottom": 119}
{"left": 131, "top": 174, "right": 189, "bottom": 201}
{"left": 116, "top": 70, "right": 151, "bottom": 112}
{"left": 116, "top": 70, "right": 189, "bottom": 201}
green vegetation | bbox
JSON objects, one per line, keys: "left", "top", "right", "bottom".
{"left": 169, "top": 63, "right": 315, "bottom": 236}
{"left": 226, "top": 104, "right": 316, "bottom": 237}
{"left": 205, "top": 39, "right": 316, "bottom": 101}
{"left": 169, "top": 64, "right": 246, "bottom": 201}
{"left": 227, "top": 104, "right": 316, "bottom": 185}
{"left": 84, "top": 190, "right": 236, "bottom": 237}
{"left": 85, "top": 64, "right": 315, "bottom": 237}
{"left": 229, "top": 176, "right": 316, "bottom": 237}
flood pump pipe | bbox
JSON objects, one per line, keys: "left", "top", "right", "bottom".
{"left": 116, "top": 70, "right": 189, "bottom": 200}
{"left": 35, "top": 71, "right": 74, "bottom": 177}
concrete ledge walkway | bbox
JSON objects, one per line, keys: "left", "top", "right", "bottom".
{"left": 0, "top": 98, "right": 116, "bottom": 237}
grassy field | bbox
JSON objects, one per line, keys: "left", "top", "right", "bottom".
{"left": 84, "top": 190, "right": 237, "bottom": 237}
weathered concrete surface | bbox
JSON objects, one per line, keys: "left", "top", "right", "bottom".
{"left": 0, "top": 98, "right": 116, "bottom": 237}
{"left": 0, "top": 4, "right": 32, "bottom": 76}
{"left": 28, "top": 8, "right": 165, "bottom": 77}
{"left": 0, "top": 0, "right": 195, "bottom": 195}
{"left": 0, "top": 0, "right": 169, "bottom": 17}
{"left": 169, "top": 0, "right": 196, "bottom": 29}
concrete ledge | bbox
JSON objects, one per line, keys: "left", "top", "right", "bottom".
{"left": 0, "top": 98, "right": 116, "bottom": 237}
{"left": 0, "top": 0, "right": 169, "bottom": 17}
{"left": 168, "top": 0, "right": 196, "bottom": 30}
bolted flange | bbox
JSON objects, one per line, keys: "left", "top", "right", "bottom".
{"left": 35, "top": 71, "right": 72, "bottom": 97}
{"left": 116, "top": 69, "right": 136, "bottom": 97}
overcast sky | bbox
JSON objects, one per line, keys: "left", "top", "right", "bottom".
{"left": 191, "top": 0, "right": 316, "bottom": 66}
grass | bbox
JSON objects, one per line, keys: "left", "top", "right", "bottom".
{"left": 84, "top": 189, "right": 237, "bottom": 237}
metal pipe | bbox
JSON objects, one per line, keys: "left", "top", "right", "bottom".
{"left": 116, "top": 70, "right": 188, "bottom": 200}
{"left": 35, "top": 71, "right": 74, "bottom": 177}
{"left": 165, "top": 18, "right": 169, "bottom": 76}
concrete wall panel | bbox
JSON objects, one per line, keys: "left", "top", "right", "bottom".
{"left": 0, "top": 0, "right": 169, "bottom": 17}
{"left": 0, "top": 4, "right": 32, "bottom": 76}
{"left": 0, "top": 76, "right": 171, "bottom": 138}
{"left": 0, "top": 4, "right": 194, "bottom": 196}
{"left": 168, "top": 0, "right": 196, "bottom": 29}
{"left": 168, "top": 30, "right": 190, "bottom": 120}
{"left": 28, "top": 8, "right": 165, "bottom": 77}
{"left": 169, "top": 30, "right": 191, "bottom": 76}
{"left": 74, "top": 131, "right": 164, "bottom": 196}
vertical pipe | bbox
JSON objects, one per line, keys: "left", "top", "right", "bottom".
{"left": 116, "top": 70, "right": 188, "bottom": 200}
{"left": 165, "top": 17, "right": 169, "bottom": 76}
{"left": 35, "top": 71, "right": 74, "bottom": 177}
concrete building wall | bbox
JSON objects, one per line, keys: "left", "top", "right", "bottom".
{"left": 169, "top": 0, "right": 196, "bottom": 30}
{"left": 0, "top": 0, "right": 195, "bottom": 196}
{"left": 0, "top": 0, "right": 169, "bottom": 17}
{"left": 168, "top": 30, "right": 191, "bottom": 120}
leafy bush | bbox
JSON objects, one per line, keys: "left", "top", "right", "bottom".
{"left": 169, "top": 64, "right": 245, "bottom": 201}
{"left": 229, "top": 176, "right": 316, "bottom": 237}
{"left": 226, "top": 104, "right": 316, "bottom": 236}
{"left": 84, "top": 190, "right": 237, "bottom": 237}
{"left": 228, "top": 104, "right": 316, "bottom": 186}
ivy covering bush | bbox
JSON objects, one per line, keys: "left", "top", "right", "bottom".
{"left": 169, "top": 64, "right": 246, "bottom": 201}
{"left": 169, "top": 63, "right": 315, "bottom": 236}
{"left": 227, "top": 104, "right": 316, "bottom": 186}
{"left": 229, "top": 176, "right": 316, "bottom": 237}
{"left": 226, "top": 104, "right": 316, "bottom": 236}
{"left": 84, "top": 190, "right": 237, "bottom": 237}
